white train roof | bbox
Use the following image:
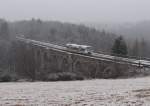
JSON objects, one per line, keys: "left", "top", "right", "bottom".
{"left": 66, "top": 43, "right": 91, "bottom": 49}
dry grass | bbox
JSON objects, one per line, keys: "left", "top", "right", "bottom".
{"left": 0, "top": 77, "right": 150, "bottom": 105}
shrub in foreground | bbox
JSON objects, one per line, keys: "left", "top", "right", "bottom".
{"left": 0, "top": 72, "right": 18, "bottom": 82}
{"left": 45, "top": 72, "right": 84, "bottom": 81}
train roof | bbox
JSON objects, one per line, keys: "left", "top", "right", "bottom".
{"left": 66, "top": 43, "right": 92, "bottom": 49}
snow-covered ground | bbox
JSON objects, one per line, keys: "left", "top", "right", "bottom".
{"left": 0, "top": 77, "right": 150, "bottom": 106}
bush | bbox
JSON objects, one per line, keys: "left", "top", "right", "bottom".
{"left": 0, "top": 74, "right": 12, "bottom": 82}
{"left": 0, "top": 72, "right": 19, "bottom": 82}
{"left": 46, "top": 72, "right": 84, "bottom": 81}
{"left": 46, "top": 73, "right": 59, "bottom": 81}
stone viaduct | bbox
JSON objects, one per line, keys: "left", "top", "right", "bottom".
{"left": 14, "top": 37, "right": 142, "bottom": 80}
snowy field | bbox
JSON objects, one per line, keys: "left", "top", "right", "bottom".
{"left": 0, "top": 77, "right": 150, "bottom": 106}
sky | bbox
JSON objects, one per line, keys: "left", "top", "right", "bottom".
{"left": 0, "top": 0, "right": 150, "bottom": 23}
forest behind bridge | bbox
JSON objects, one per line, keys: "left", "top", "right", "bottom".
{"left": 0, "top": 18, "right": 150, "bottom": 81}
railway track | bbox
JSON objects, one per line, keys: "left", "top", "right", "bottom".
{"left": 16, "top": 36, "right": 150, "bottom": 68}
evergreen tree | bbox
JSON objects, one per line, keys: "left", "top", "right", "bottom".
{"left": 132, "top": 38, "right": 140, "bottom": 57}
{"left": 140, "top": 38, "right": 148, "bottom": 57}
{"left": 0, "top": 21, "right": 9, "bottom": 40}
{"left": 111, "top": 36, "right": 128, "bottom": 56}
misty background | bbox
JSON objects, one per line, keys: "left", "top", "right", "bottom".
{"left": 0, "top": 0, "right": 150, "bottom": 57}
{"left": 1, "top": 0, "right": 150, "bottom": 39}
{"left": 0, "top": 0, "right": 150, "bottom": 23}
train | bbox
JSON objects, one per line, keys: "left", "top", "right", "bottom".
{"left": 66, "top": 43, "right": 93, "bottom": 55}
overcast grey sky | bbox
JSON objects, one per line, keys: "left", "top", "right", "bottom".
{"left": 0, "top": 0, "right": 150, "bottom": 23}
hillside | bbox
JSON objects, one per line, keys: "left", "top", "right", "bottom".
{"left": 6, "top": 19, "right": 117, "bottom": 52}
{"left": 85, "top": 21, "right": 150, "bottom": 40}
